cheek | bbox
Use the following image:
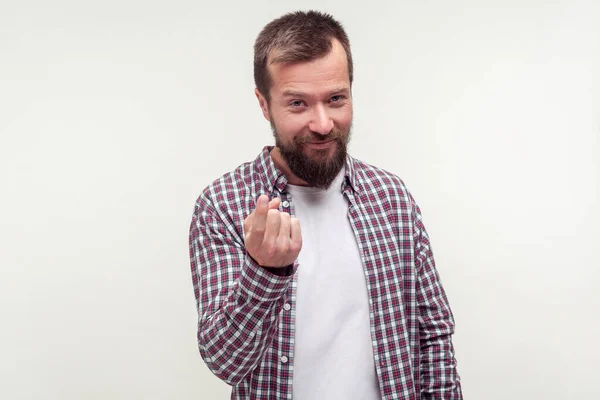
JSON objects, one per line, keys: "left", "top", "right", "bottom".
{"left": 333, "top": 107, "right": 353, "bottom": 129}
{"left": 275, "top": 114, "right": 310, "bottom": 137}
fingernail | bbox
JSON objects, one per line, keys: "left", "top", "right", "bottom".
{"left": 259, "top": 196, "right": 268, "bottom": 206}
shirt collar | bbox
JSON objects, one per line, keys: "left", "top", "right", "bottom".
{"left": 255, "top": 146, "right": 361, "bottom": 195}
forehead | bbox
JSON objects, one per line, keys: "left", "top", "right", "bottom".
{"left": 268, "top": 39, "right": 350, "bottom": 98}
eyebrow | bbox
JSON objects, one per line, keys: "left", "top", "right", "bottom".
{"left": 281, "top": 90, "right": 306, "bottom": 98}
{"left": 281, "top": 87, "right": 350, "bottom": 98}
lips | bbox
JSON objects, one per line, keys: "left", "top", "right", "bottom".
{"left": 304, "top": 140, "right": 335, "bottom": 149}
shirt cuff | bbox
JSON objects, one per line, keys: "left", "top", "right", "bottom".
{"left": 262, "top": 264, "right": 294, "bottom": 277}
{"left": 237, "top": 254, "right": 297, "bottom": 302}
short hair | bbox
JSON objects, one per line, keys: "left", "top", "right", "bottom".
{"left": 253, "top": 10, "right": 353, "bottom": 102}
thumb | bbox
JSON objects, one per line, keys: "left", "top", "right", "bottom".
{"left": 258, "top": 194, "right": 269, "bottom": 208}
{"left": 253, "top": 195, "right": 270, "bottom": 217}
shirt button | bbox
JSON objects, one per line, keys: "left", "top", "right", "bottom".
{"left": 283, "top": 303, "right": 291, "bottom": 311}
{"left": 282, "top": 200, "right": 290, "bottom": 208}
{"left": 281, "top": 356, "right": 288, "bottom": 363}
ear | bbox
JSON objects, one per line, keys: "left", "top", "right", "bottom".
{"left": 255, "top": 88, "right": 271, "bottom": 122}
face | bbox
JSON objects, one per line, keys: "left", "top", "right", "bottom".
{"left": 256, "top": 39, "right": 353, "bottom": 188}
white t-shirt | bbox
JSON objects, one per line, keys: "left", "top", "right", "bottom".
{"left": 288, "top": 169, "right": 381, "bottom": 399}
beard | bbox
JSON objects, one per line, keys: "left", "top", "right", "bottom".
{"left": 271, "top": 120, "right": 352, "bottom": 189}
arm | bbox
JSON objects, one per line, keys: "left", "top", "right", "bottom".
{"left": 189, "top": 195, "right": 294, "bottom": 386}
{"left": 412, "top": 198, "right": 463, "bottom": 399}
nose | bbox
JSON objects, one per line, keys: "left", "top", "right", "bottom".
{"left": 308, "top": 103, "right": 334, "bottom": 135}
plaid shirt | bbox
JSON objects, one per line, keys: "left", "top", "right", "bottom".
{"left": 189, "top": 147, "right": 462, "bottom": 399}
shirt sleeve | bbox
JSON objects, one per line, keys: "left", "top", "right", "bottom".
{"left": 189, "top": 195, "right": 295, "bottom": 386}
{"left": 412, "top": 196, "right": 463, "bottom": 399}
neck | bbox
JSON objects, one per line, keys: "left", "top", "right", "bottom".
{"left": 270, "top": 147, "right": 310, "bottom": 186}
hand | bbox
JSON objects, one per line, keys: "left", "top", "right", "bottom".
{"left": 243, "top": 195, "right": 302, "bottom": 268}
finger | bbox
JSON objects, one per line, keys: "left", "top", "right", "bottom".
{"left": 290, "top": 217, "right": 302, "bottom": 246}
{"left": 264, "top": 209, "right": 281, "bottom": 243}
{"left": 268, "top": 197, "right": 281, "bottom": 210}
{"left": 252, "top": 195, "right": 270, "bottom": 234}
{"left": 278, "top": 212, "right": 291, "bottom": 240}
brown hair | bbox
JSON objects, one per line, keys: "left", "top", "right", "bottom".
{"left": 253, "top": 10, "right": 353, "bottom": 102}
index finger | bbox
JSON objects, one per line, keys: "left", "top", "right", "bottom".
{"left": 268, "top": 197, "right": 281, "bottom": 210}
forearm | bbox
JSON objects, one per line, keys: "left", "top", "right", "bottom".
{"left": 196, "top": 252, "right": 294, "bottom": 385}
{"left": 418, "top": 310, "right": 462, "bottom": 398}
{"left": 416, "top": 255, "right": 462, "bottom": 398}
{"left": 412, "top": 196, "right": 462, "bottom": 398}
{"left": 199, "top": 300, "right": 279, "bottom": 386}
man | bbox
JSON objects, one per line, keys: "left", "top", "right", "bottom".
{"left": 189, "top": 10, "right": 462, "bottom": 399}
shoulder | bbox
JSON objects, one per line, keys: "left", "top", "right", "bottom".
{"left": 194, "top": 159, "right": 260, "bottom": 220}
{"left": 350, "top": 156, "right": 414, "bottom": 206}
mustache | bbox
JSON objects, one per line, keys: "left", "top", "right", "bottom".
{"left": 294, "top": 129, "right": 344, "bottom": 144}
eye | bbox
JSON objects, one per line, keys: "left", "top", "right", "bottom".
{"left": 330, "top": 95, "right": 344, "bottom": 102}
{"left": 290, "top": 100, "right": 304, "bottom": 108}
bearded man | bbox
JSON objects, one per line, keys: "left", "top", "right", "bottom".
{"left": 189, "top": 10, "right": 462, "bottom": 399}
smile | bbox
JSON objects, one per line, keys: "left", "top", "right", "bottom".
{"left": 303, "top": 140, "right": 335, "bottom": 150}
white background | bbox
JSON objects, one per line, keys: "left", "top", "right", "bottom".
{"left": 1, "top": 0, "right": 599, "bottom": 399}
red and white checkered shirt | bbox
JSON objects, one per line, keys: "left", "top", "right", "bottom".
{"left": 189, "top": 146, "right": 462, "bottom": 399}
